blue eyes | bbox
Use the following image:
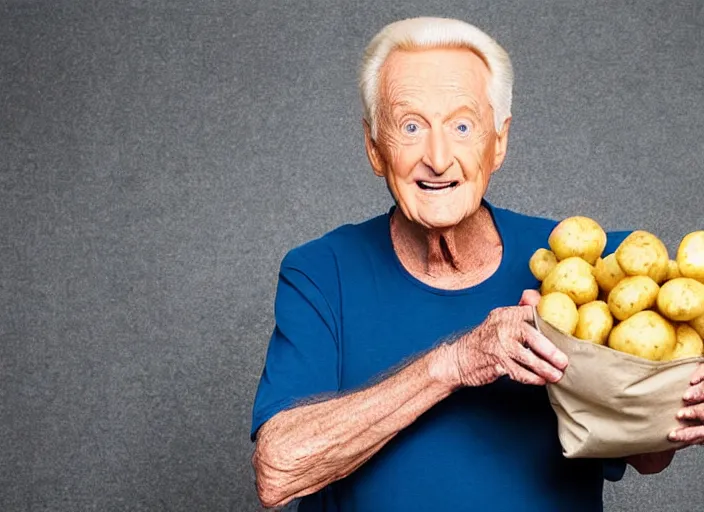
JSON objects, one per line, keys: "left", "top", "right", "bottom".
{"left": 401, "top": 122, "right": 470, "bottom": 136}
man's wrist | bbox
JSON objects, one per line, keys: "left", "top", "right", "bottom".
{"left": 427, "top": 342, "right": 463, "bottom": 392}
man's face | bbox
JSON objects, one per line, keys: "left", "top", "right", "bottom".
{"left": 365, "top": 47, "right": 510, "bottom": 230}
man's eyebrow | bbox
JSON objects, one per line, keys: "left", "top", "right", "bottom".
{"left": 390, "top": 100, "right": 413, "bottom": 113}
{"left": 390, "top": 101, "right": 483, "bottom": 120}
{"left": 447, "top": 103, "right": 481, "bottom": 120}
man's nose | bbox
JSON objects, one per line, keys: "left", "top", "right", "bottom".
{"left": 423, "top": 128, "right": 453, "bottom": 175}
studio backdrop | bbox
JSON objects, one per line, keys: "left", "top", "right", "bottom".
{"left": 1, "top": 0, "right": 703, "bottom": 510}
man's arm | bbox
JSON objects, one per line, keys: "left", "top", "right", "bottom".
{"left": 252, "top": 297, "right": 567, "bottom": 508}
{"left": 625, "top": 450, "right": 676, "bottom": 475}
{"left": 252, "top": 344, "right": 455, "bottom": 508}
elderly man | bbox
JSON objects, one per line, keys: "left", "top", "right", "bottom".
{"left": 250, "top": 17, "right": 704, "bottom": 511}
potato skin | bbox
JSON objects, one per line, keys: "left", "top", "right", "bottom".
{"left": 593, "top": 254, "right": 626, "bottom": 294}
{"left": 541, "top": 257, "right": 599, "bottom": 306}
{"left": 615, "top": 231, "right": 669, "bottom": 284}
{"left": 607, "top": 275, "right": 659, "bottom": 321}
{"left": 656, "top": 277, "right": 704, "bottom": 322}
{"left": 537, "top": 292, "right": 579, "bottom": 335}
{"left": 676, "top": 231, "right": 704, "bottom": 281}
{"left": 662, "top": 324, "right": 704, "bottom": 361}
{"left": 529, "top": 248, "right": 558, "bottom": 281}
{"left": 548, "top": 216, "right": 607, "bottom": 265}
{"left": 690, "top": 313, "right": 704, "bottom": 339}
{"left": 608, "top": 311, "right": 676, "bottom": 361}
{"left": 666, "top": 260, "right": 681, "bottom": 281}
{"left": 574, "top": 300, "right": 613, "bottom": 345}
{"left": 533, "top": 220, "right": 704, "bottom": 361}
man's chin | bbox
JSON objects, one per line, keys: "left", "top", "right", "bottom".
{"left": 415, "top": 212, "right": 465, "bottom": 231}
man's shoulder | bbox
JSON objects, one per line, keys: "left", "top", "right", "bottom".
{"left": 281, "top": 211, "right": 389, "bottom": 272}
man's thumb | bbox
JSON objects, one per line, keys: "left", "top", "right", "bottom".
{"left": 519, "top": 289, "right": 541, "bottom": 307}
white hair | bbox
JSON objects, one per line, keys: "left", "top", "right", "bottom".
{"left": 359, "top": 17, "right": 514, "bottom": 140}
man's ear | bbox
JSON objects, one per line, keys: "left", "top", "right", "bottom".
{"left": 492, "top": 117, "right": 512, "bottom": 173}
{"left": 363, "top": 120, "right": 385, "bottom": 177}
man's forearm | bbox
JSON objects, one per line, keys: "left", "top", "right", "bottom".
{"left": 252, "top": 344, "right": 457, "bottom": 508}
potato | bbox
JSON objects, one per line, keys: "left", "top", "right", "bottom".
{"left": 663, "top": 324, "right": 704, "bottom": 361}
{"left": 548, "top": 216, "right": 607, "bottom": 265}
{"left": 541, "top": 257, "right": 599, "bottom": 306}
{"left": 689, "top": 313, "right": 704, "bottom": 339}
{"left": 529, "top": 248, "right": 558, "bottom": 281}
{"left": 676, "top": 231, "right": 704, "bottom": 281}
{"left": 608, "top": 310, "right": 677, "bottom": 361}
{"left": 574, "top": 301, "right": 613, "bottom": 345}
{"left": 666, "top": 260, "right": 681, "bottom": 281}
{"left": 593, "top": 253, "right": 626, "bottom": 294}
{"left": 656, "top": 277, "right": 704, "bottom": 322}
{"left": 615, "top": 230, "right": 669, "bottom": 284}
{"left": 537, "top": 292, "right": 579, "bottom": 335}
{"left": 607, "top": 275, "right": 660, "bottom": 321}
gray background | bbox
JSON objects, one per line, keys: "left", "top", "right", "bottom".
{"left": 1, "top": 0, "right": 703, "bottom": 510}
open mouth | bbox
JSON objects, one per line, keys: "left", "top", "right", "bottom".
{"left": 416, "top": 180, "right": 459, "bottom": 191}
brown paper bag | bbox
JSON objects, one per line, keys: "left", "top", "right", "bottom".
{"left": 533, "top": 308, "right": 704, "bottom": 458}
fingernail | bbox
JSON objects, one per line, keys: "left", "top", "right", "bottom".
{"left": 668, "top": 431, "right": 679, "bottom": 441}
{"left": 677, "top": 409, "right": 688, "bottom": 419}
{"left": 684, "top": 391, "right": 694, "bottom": 401}
{"left": 556, "top": 354, "right": 568, "bottom": 367}
{"left": 552, "top": 371, "right": 563, "bottom": 382}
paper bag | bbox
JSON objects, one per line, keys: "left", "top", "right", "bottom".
{"left": 533, "top": 308, "right": 704, "bottom": 458}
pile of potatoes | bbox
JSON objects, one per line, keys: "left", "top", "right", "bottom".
{"left": 530, "top": 216, "right": 704, "bottom": 361}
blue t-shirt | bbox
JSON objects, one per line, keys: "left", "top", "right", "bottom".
{"left": 251, "top": 201, "right": 630, "bottom": 512}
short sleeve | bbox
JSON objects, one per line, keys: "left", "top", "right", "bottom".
{"left": 250, "top": 249, "right": 340, "bottom": 441}
{"left": 602, "top": 458, "right": 627, "bottom": 482}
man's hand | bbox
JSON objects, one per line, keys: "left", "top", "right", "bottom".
{"left": 669, "top": 362, "right": 704, "bottom": 445}
{"left": 627, "top": 363, "right": 704, "bottom": 477}
{"left": 519, "top": 289, "right": 542, "bottom": 307}
{"left": 447, "top": 289, "right": 567, "bottom": 388}
{"left": 516, "top": 290, "right": 681, "bottom": 476}
{"left": 626, "top": 449, "right": 676, "bottom": 475}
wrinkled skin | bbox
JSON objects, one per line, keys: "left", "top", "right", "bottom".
{"left": 671, "top": 363, "right": 704, "bottom": 445}
{"left": 367, "top": 48, "right": 505, "bottom": 231}
{"left": 364, "top": 48, "right": 510, "bottom": 290}
{"left": 453, "top": 302, "right": 567, "bottom": 387}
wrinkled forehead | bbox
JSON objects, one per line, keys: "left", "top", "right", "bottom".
{"left": 378, "top": 47, "right": 492, "bottom": 115}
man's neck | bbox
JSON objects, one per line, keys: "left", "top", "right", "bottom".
{"left": 390, "top": 205, "right": 503, "bottom": 290}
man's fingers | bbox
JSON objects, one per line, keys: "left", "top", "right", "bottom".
{"left": 691, "top": 362, "right": 704, "bottom": 386}
{"left": 677, "top": 402, "right": 704, "bottom": 421}
{"left": 669, "top": 425, "right": 704, "bottom": 445}
{"left": 514, "top": 304, "right": 538, "bottom": 323}
{"left": 511, "top": 342, "right": 563, "bottom": 383}
{"left": 683, "top": 381, "right": 704, "bottom": 403}
{"left": 505, "top": 360, "right": 546, "bottom": 386}
{"left": 522, "top": 324, "right": 569, "bottom": 371}
{"left": 519, "top": 289, "right": 541, "bottom": 307}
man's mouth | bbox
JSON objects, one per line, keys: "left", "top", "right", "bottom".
{"left": 416, "top": 180, "right": 459, "bottom": 191}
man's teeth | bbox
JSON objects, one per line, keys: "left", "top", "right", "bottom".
{"left": 417, "top": 181, "right": 457, "bottom": 190}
